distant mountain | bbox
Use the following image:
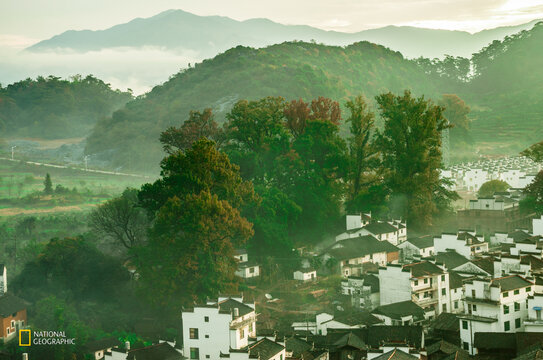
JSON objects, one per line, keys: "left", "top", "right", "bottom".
{"left": 85, "top": 41, "right": 439, "bottom": 172}
{"left": 27, "top": 9, "right": 541, "bottom": 59}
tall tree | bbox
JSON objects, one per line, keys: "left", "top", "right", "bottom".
{"left": 439, "top": 94, "right": 472, "bottom": 148}
{"left": 478, "top": 180, "right": 510, "bottom": 198}
{"left": 521, "top": 141, "right": 543, "bottom": 163}
{"left": 376, "top": 90, "right": 453, "bottom": 228}
{"left": 159, "top": 108, "right": 221, "bottom": 154}
{"left": 344, "top": 96, "right": 379, "bottom": 209}
{"left": 43, "top": 173, "right": 53, "bottom": 194}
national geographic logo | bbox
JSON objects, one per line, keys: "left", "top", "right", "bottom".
{"left": 19, "top": 330, "right": 76, "bottom": 346}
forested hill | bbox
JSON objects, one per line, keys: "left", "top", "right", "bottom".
{"left": 465, "top": 22, "right": 543, "bottom": 153}
{"left": 0, "top": 75, "right": 132, "bottom": 139}
{"left": 85, "top": 41, "right": 440, "bottom": 172}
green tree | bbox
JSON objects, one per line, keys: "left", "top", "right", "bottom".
{"left": 375, "top": 90, "right": 454, "bottom": 228}
{"left": 478, "top": 180, "right": 510, "bottom": 197}
{"left": 521, "top": 141, "right": 543, "bottom": 163}
{"left": 522, "top": 170, "right": 543, "bottom": 215}
{"left": 44, "top": 173, "right": 53, "bottom": 194}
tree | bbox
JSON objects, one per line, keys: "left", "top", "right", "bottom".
{"left": 159, "top": 108, "right": 221, "bottom": 154}
{"left": 521, "top": 141, "right": 543, "bottom": 163}
{"left": 89, "top": 188, "right": 149, "bottom": 251}
{"left": 344, "top": 96, "right": 379, "bottom": 209}
{"left": 522, "top": 170, "right": 543, "bottom": 215}
{"left": 43, "top": 173, "right": 53, "bottom": 194}
{"left": 478, "top": 180, "right": 510, "bottom": 198}
{"left": 136, "top": 138, "right": 257, "bottom": 309}
{"left": 375, "top": 90, "right": 454, "bottom": 228}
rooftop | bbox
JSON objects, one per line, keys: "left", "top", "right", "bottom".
{"left": 406, "top": 236, "right": 434, "bottom": 249}
{"left": 403, "top": 261, "right": 444, "bottom": 277}
{"left": 324, "top": 235, "right": 398, "bottom": 261}
{"left": 0, "top": 293, "right": 27, "bottom": 317}
{"left": 372, "top": 301, "right": 425, "bottom": 321}
{"left": 433, "top": 251, "right": 470, "bottom": 270}
{"left": 491, "top": 275, "right": 533, "bottom": 292}
{"left": 330, "top": 310, "right": 382, "bottom": 327}
{"left": 364, "top": 222, "right": 399, "bottom": 235}
{"left": 248, "top": 338, "right": 284, "bottom": 359}
{"left": 371, "top": 348, "right": 418, "bottom": 360}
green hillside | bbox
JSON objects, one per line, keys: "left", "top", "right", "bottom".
{"left": 85, "top": 41, "right": 440, "bottom": 172}
{"left": 0, "top": 75, "right": 132, "bottom": 139}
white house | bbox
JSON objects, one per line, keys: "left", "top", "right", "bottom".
{"left": 293, "top": 269, "right": 317, "bottom": 281}
{"left": 0, "top": 265, "right": 6, "bottom": 295}
{"left": 336, "top": 215, "right": 406, "bottom": 245}
{"left": 398, "top": 236, "right": 435, "bottom": 260}
{"left": 181, "top": 296, "right": 257, "bottom": 359}
{"left": 341, "top": 274, "right": 380, "bottom": 310}
{"left": 379, "top": 261, "right": 451, "bottom": 316}
{"left": 322, "top": 235, "right": 399, "bottom": 277}
{"left": 371, "top": 300, "right": 426, "bottom": 326}
{"left": 434, "top": 231, "right": 488, "bottom": 259}
{"left": 524, "top": 293, "right": 543, "bottom": 332}
{"left": 226, "top": 338, "right": 286, "bottom": 360}
{"left": 459, "top": 275, "right": 534, "bottom": 355}
{"left": 234, "top": 249, "right": 260, "bottom": 279}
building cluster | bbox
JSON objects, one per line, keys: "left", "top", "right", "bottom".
{"left": 441, "top": 156, "right": 541, "bottom": 192}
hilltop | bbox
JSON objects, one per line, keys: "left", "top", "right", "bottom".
{"left": 27, "top": 9, "right": 541, "bottom": 59}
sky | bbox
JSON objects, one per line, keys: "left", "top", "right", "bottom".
{"left": 1, "top": 0, "right": 543, "bottom": 94}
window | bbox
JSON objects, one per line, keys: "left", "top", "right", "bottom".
{"left": 442, "top": 288, "right": 446, "bottom": 296}
{"left": 515, "top": 302, "right": 520, "bottom": 312}
{"left": 473, "top": 305, "right": 477, "bottom": 312}
{"left": 423, "top": 278, "right": 428, "bottom": 284}
{"left": 442, "top": 304, "right": 447, "bottom": 312}
{"left": 10, "top": 320, "right": 14, "bottom": 328}
{"left": 463, "top": 342, "right": 469, "bottom": 351}
{"left": 515, "top": 318, "right": 521, "bottom": 329}
{"left": 514, "top": 289, "right": 520, "bottom": 295}
{"left": 6, "top": 328, "right": 9, "bottom": 335}
{"left": 504, "top": 305, "right": 510, "bottom": 314}
{"left": 454, "top": 301, "right": 459, "bottom": 309}
{"left": 504, "top": 321, "right": 510, "bottom": 331}
{"left": 503, "top": 291, "right": 509, "bottom": 298}
{"left": 249, "top": 267, "right": 255, "bottom": 274}
{"left": 190, "top": 348, "right": 200, "bottom": 360}
{"left": 462, "top": 320, "right": 468, "bottom": 330}
{"left": 205, "top": 335, "right": 209, "bottom": 339}
{"left": 206, "top": 356, "right": 210, "bottom": 359}
{"left": 189, "top": 328, "right": 199, "bottom": 339}
{"left": 239, "top": 328, "right": 244, "bottom": 339}
{"left": 204, "top": 316, "right": 209, "bottom": 322}
{"left": 414, "top": 280, "right": 419, "bottom": 286}
{"left": 472, "top": 289, "right": 476, "bottom": 298}
{"left": 249, "top": 323, "right": 253, "bottom": 333}
{"left": 527, "top": 287, "right": 532, "bottom": 292}
{"left": 468, "top": 304, "right": 472, "bottom": 314}
{"left": 441, "top": 275, "right": 445, "bottom": 281}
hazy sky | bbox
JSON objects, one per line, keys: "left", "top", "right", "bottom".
{"left": 2, "top": 0, "right": 543, "bottom": 48}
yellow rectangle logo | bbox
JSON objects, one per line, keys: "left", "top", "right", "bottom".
{"left": 19, "top": 329, "right": 31, "bottom": 346}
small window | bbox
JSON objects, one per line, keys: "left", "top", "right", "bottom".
{"left": 205, "top": 335, "right": 209, "bottom": 339}
{"left": 190, "top": 348, "right": 200, "bottom": 360}
{"left": 6, "top": 328, "right": 9, "bottom": 335}
{"left": 239, "top": 328, "right": 244, "bottom": 339}
{"left": 442, "top": 288, "right": 446, "bottom": 296}
{"left": 454, "top": 301, "right": 459, "bottom": 309}
{"left": 462, "top": 320, "right": 468, "bottom": 330}
{"left": 504, "top": 305, "right": 510, "bottom": 314}
{"left": 424, "top": 278, "right": 428, "bottom": 284}
{"left": 204, "top": 316, "right": 209, "bottom": 322}
{"left": 190, "top": 328, "right": 199, "bottom": 339}
{"left": 442, "top": 304, "right": 447, "bottom": 312}
{"left": 515, "top": 318, "right": 521, "bottom": 329}
{"left": 441, "top": 275, "right": 445, "bottom": 281}
{"left": 514, "top": 289, "right": 520, "bottom": 295}
{"left": 527, "top": 287, "right": 532, "bottom": 292}
{"left": 504, "top": 321, "right": 510, "bottom": 331}
{"left": 472, "top": 289, "right": 476, "bottom": 298}
{"left": 249, "top": 267, "right": 255, "bottom": 274}
{"left": 473, "top": 305, "right": 477, "bottom": 312}
{"left": 503, "top": 291, "right": 509, "bottom": 298}
{"left": 414, "top": 280, "right": 419, "bottom": 286}
{"left": 206, "top": 356, "right": 210, "bottom": 359}
{"left": 10, "top": 320, "right": 14, "bottom": 328}
{"left": 515, "top": 302, "right": 520, "bottom": 312}
{"left": 463, "top": 342, "right": 469, "bottom": 351}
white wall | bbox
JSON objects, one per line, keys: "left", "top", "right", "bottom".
{"left": 534, "top": 216, "right": 543, "bottom": 236}
{"left": 294, "top": 270, "right": 316, "bottom": 281}
{"left": 378, "top": 266, "right": 411, "bottom": 305}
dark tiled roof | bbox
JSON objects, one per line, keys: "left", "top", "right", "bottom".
{"left": 249, "top": 338, "right": 284, "bottom": 359}
{"left": 234, "top": 248, "right": 248, "bottom": 255}
{"left": 218, "top": 298, "right": 254, "bottom": 317}
{"left": 448, "top": 271, "right": 464, "bottom": 289}
{"left": 285, "top": 337, "right": 312, "bottom": 357}
{"left": 521, "top": 255, "right": 543, "bottom": 270}
{"left": 491, "top": 275, "right": 533, "bottom": 291}
{"left": 364, "top": 222, "right": 399, "bottom": 235}
{"left": 403, "top": 261, "right": 443, "bottom": 277}
{"left": 471, "top": 257, "right": 494, "bottom": 274}
{"left": 331, "top": 310, "right": 382, "bottom": 327}
{"left": 126, "top": 343, "right": 182, "bottom": 360}
{"left": 440, "top": 350, "right": 470, "bottom": 360}
{"left": 325, "top": 326, "right": 423, "bottom": 349}
{"left": 0, "top": 293, "right": 27, "bottom": 317}
{"left": 332, "top": 332, "right": 366, "bottom": 349}
{"left": 371, "top": 348, "right": 418, "bottom": 360}
{"left": 433, "top": 251, "right": 470, "bottom": 270}
{"left": 372, "top": 301, "right": 425, "bottom": 321}
{"left": 509, "top": 230, "right": 533, "bottom": 242}
{"left": 406, "top": 236, "right": 434, "bottom": 249}
{"left": 431, "top": 312, "right": 460, "bottom": 332}
{"left": 426, "top": 339, "right": 461, "bottom": 355}
{"left": 474, "top": 332, "right": 517, "bottom": 350}
{"left": 323, "top": 236, "right": 398, "bottom": 261}
{"left": 457, "top": 232, "right": 484, "bottom": 245}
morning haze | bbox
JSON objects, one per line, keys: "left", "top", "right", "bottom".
{"left": 1, "top": 1, "right": 543, "bottom": 360}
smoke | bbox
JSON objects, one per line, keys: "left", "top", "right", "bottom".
{"left": 0, "top": 45, "right": 202, "bottom": 95}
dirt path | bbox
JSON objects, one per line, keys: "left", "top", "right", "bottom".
{"left": 0, "top": 204, "right": 95, "bottom": 216}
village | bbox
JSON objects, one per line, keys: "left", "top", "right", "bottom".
{"left": 0, "top": 157, "right": 541, "bottom": 360}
